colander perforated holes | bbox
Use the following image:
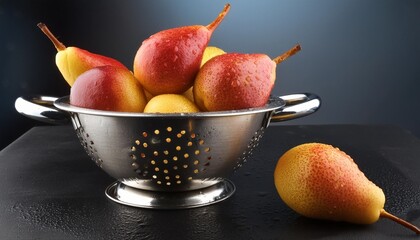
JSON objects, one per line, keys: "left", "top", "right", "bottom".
{"left": 76, "top": 128, "right": 102, "bottom": 168}
{"left": 234, "top": 127, "right": 266, "bottom": 170}
{"left": 130, "top": 126, "right": 212, "bottom": 186}
{"left": 97, "top": 158, "right": 104, "bottom": 167}
{"left": 132, "top": 162, "right": 139, "bottom": 169}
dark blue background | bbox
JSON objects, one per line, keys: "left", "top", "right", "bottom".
{"left": 1, "top": 0, "right": 420, "bottom": 149}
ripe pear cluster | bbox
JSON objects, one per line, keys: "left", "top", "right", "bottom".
{"left": 39, "top": 3, "right": 300, "bottom": 113}
{"left": 274, "top": 143, "right": 420, "bottom": 234}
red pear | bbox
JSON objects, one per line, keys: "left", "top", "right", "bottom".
{"left": 38, "top": 23, "right": 127, "bottom": 86}
{"left": 133, "top": 4, "right": 230, "bottom": 95}
{"left": 193, "top": 44, "right": 301, "bottom": 111}
{"left": 70, "top": 65, "right": 147, "bottom": 112}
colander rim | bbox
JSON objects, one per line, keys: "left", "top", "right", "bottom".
{"left": 54, "top": 96, "right": 285, "bottom": 118}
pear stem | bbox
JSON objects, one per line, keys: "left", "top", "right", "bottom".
{"left": 380, "top": 209, "right": 420, "bottom": 234}
{"left": 272, "top": 44, "right": 301, "bottom": 64}
{"left": 206, "top": 3, "right": 231, "bottom": 33}
{"left": 37, "top": 22, "right": 67, "bottom": 52}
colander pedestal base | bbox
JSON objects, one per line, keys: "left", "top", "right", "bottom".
{"left": 105, "top": 179, "right": 236, "bottom": 209}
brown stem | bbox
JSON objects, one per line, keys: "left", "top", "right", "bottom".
{"left": 37, "top": 22, "right": 66, "bottom": 51}
{"left": 206, "top": 3, "right": 231, "bottom": 33}
{"left": 380, "top": 209, "right": 420, "bottom": 234}
{"left": 272, "top": 44, "right": 301, "bottom": 64}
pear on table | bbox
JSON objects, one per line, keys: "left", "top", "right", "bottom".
{"left": 274, "top": 143, "right": 420, "bottom": 234}
{"left": 38, "top": 23, "right": 127, "bottom": 86}
{"left": 70, "top": 65, "right": 147, "bottom": 112}
{"left": 194, "top": 44, "right": 300, "bottom": 111}
{"left": 133, "top": 4, "right": 231, "bottom": 95}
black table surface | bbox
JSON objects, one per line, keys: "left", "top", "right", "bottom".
{"left": 1, "top": 124, "right": 419, "bottom": 239}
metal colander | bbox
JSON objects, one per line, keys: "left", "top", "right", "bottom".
{"left": 15, "top": 93, "right": 320, "bottom": 209}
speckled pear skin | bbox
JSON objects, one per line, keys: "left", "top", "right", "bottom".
{"left": 133, "top": 4, "right": 230, "bottom": 96}
{"left": 274, "top": 143, "right": 386, "bottom": 224}
{"left": 193, "top": 53, "right": 276, "bottom": 111}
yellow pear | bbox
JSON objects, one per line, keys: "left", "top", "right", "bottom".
{"left": 274, "top": 143, "right": 420, "bottom": 234}
{"left": 182, "top": 87, "right": 195, "bottom": 103}
{"left": 143, "top": 94, "right": 199, "bottom": 113}
{"left": 200, "top": 46, "right": 226, "bottom": 67}
{"left": 38, "top": 23, "right": 127, "bottom": 86}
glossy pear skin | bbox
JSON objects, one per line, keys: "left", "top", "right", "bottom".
{"left": 144, "top": 94, "right": 199, "bottom": 113}
{"left": 133, "top": 4, "right": 230, "bottom": 95}
{"left": 55, "top": 47, "right": 125, "bottom": 86}
{"left": 70, "top": 65, "right": 147, "bottom": 112}
{"left": 38, "top": 23, "right": 126, "bottom": 86}
{"left": 56, "top": 47, "right": 127, "bottom": 86}
{"left": 200, "top": 46, "right": 226, "bottom": 67}
{"left": 134, "top": 26, "right": 208, "bottom": 95}
{"left": 274, "top": 143, "right": 386, "bottom": 224}
{"left": 194, "top": 53, "right": 276, "bottom": 111}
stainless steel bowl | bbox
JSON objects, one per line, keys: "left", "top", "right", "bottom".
{"left": 15, "top": 93, "right": 320, "bottom": 209}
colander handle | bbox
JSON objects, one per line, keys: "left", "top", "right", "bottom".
{"left": 271, "top": 93, "right": 321, "bottom": 122}
{"left": 15, "top": 95, "right": 70, "bottom": 125}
